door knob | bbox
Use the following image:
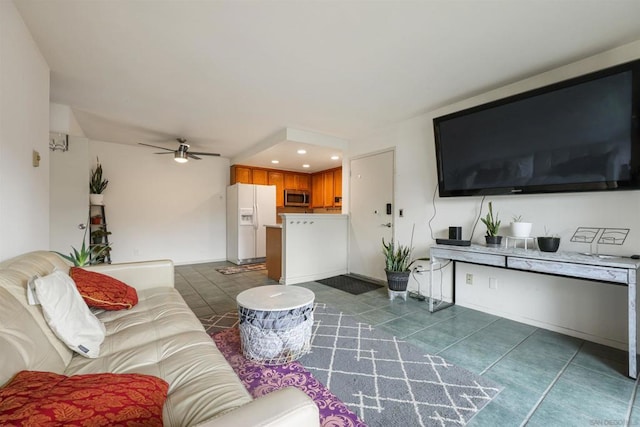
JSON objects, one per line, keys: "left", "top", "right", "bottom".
{"left": 78, "top": 223, "right": 86, "bottom": 230}
{"left": 381, "top": 223, "right": 392, "bottom": 228}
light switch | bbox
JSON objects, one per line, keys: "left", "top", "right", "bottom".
{"left": 32, "top": 150, "right": 40, "bottom": 167}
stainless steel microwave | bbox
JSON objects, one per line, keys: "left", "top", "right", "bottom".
{"left": 284, "top": 190, "right": 310, "bottom": 207}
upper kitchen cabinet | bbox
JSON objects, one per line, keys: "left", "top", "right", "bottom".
{"left": 268, "top": 171, "right": 285, "bottom": 207}
{"left": 311, "top": 173, "right": 324, "bottom": 208}
{"left": 230, "top": 165, "right": 252, "bottom": 184}
{"left": 311, "top": 167, "right": 342, "bottom": 208}
{"left": 284, "top": 173, "right": 310, "bottom": 191}
{"left": 334, "top": 168, "right": 342, "bottom": 206}
{"left": 252, "top": 169, "right": 269, "bottom": 185}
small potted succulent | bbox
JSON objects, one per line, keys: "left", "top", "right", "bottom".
{"left": 90, "top": 157, "right": 109, "bottom": 205}
{"left": 537, "top": 227, "right": 561, "bottom": 252}
{"left": 510, "top": 214, "right": 533, "bottom": 238}
{"left": 481, "top": 202, "right": 502, "bottom": 246}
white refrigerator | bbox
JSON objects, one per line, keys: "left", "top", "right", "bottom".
{"left": 226, "top": 183, "right": 277, "bottom": 265}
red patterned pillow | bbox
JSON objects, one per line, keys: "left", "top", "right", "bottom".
{"left": 70, "top": 267, "right": 138, "bottom": 310}
{"left": 0, "top": 370, "right": 168, "bottom": 426}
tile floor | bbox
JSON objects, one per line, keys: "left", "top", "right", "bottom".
{"left": 175, "top": 261, "right": 639, "bottom": 427}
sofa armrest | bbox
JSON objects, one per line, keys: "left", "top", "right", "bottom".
{"left": 196, "top": 387, "right": 319, "bottom": 427}
{"left": 82, "top": 260, "right": 174, "bottom": 291}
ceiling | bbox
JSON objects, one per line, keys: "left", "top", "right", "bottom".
{"left": 15, "top": 0, "right": 640, "bottom": 171}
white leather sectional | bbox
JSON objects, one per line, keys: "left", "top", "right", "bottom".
{"left": 0, "top": 251, "right": 319, "bottom": 426}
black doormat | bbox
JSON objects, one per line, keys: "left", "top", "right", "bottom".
{"left": 317, "top": 275, "right": 383, "bottom": 295}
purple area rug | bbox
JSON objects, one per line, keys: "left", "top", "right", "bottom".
{"left": 212, "top": 327, "right": 366, "bottom": 427}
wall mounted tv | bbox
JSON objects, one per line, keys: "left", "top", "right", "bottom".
{"left": 433, "top": 59, "right": 640, "bottom": 197}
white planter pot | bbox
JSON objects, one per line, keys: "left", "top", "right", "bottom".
{"left": 510, "top": 222, "right": 532, "bottom": 238}
{"left": 90, "top": 194, "right": 104, "bottom": 205}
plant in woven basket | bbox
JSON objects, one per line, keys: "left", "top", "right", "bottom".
{"left": 382, "top": 238, "right": 413, "bottom": 272}
{"left": 382, "top": 238, "right": 415, "bottom": 294}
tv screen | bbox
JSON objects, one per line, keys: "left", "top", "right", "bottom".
{"left": 433, "top": 59, "right": 640, "bottom": 197}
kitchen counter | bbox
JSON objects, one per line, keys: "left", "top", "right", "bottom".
{"left": 279, "top": 214, "right": 348, "bottom": 285}
{"left": 265, "top": 225, "right": 282, "bottom": 281}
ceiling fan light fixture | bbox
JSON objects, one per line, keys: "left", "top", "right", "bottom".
{"left": 174, "top": 151, "right": 189, "bottom": 163}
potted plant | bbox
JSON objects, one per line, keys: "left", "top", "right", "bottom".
{"left": 382, "top": 238, "right": 415, "bottom": 297}
{"left": 510, "top": 214, "right": 533, "bottom": 238}
{"left": 54, "top": 225, "right": 111, "bottom": 266}
{"left": 91, "top": 228, "right": 111, "bottom": 245}
{"left": 537, "top": 227, "right": 561, "bottom": 252}
{"left": 90, "top": 157, "right": 109, "bottom": 205}
{"left": 481, "top": 201, "right": 502, "bottom": 246}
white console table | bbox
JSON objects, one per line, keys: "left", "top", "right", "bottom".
{"left": 429, "top": 244, "right": 640, "bottom": 379}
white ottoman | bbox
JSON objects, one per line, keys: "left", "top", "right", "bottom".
{"left": 236, "top": 285, "right": 315, "bottom": 365}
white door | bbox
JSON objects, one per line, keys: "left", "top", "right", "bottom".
{"left": 349, "top": 150, "right": 394, "bottom": 281}
{"left": 50, "top": 136, "right": 89, "bottom": 253}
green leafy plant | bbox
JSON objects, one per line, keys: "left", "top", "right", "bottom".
{"left": 90, "top": 157, "right": 109, "bottom": 194}
{"left": 91, "top": 228, "right": 111, "bottom": 244}
{"left": 481, "top": 201, "right": 501, "bottom": 237}
{"left": 54, "top": 226, "right": 111, "bottom": 266}
{"left": 382, "top": 238, "right": 414, "bottom": 272}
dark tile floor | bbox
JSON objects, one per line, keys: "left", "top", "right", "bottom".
{"left": 175, "top": 262, "right": 639, "bottom": 426}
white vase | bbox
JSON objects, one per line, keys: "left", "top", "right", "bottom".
{"left": 510, "top": 222, "right": 532, "bottom": 238}
{"left": 90, "top": 194, "right": 104, "bottom": 205}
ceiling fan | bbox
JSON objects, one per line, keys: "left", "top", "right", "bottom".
{"left": 139, "top": 138, "right": 220, "bottom": 163}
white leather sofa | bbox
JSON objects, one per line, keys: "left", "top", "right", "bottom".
{"left": 0, "top": 251, "right": 319, "bottom": 426}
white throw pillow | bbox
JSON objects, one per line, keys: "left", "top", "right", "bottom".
{"left": 34, "top": 270, "right": 106, "bottom": 358}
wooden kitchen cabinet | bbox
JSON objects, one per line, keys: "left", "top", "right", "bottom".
{"left": 284, "top": 173, "right": 298, "bottom": 190}
{"left": 268, "top": 171, "right": 285, "bottom": 207}
{"left": 310, "top": 167, "right": 342, "bottom": 208}
{"left": 311, "top": 173, "right": 324, "bottom": 208}
{"left": 230, "top": 165, "right": 252, "bottom": 184}
{"left": 334, "top": 168, "right": 342, "bottom": 206}
{"left": 252, "top": 169, "right": 268, "bottom": 185}
{"left": 284, "top": 172, "right": 311, "bottom": 190}
{"left": 323, "top": 170, "right": 335, "bottom": 207}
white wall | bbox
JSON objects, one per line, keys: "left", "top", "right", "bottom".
{"left": 0, "top": 1, "right": 50, "bottom": 261}
{"left": 347, "top": 39, "right": 640, "bottom": 350}
{"left": 88, "top": 141, "right": 229, "bottom": 264}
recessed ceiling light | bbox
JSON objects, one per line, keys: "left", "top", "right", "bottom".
{"left": 271, "top": 160, "right": 279, "bottom": 164}
{"left": 297, "top": 149, "right": 307, "bottom": 154}
{"left": 302, "top": 164, "right": 310, "bottom": 168}
{"left": 331, "top": 155, "right": 340, "bottom": 160}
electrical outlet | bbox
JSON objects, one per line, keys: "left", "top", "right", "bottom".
{"left": 489, "top": 277, "right": 498, "bottom": 290}
{"left": 466, "top": 273, "right": 473, "bottom": 285}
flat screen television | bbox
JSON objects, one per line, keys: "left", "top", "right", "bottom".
{"left": 433, "top": 59, "right": 640, "bottom": 197}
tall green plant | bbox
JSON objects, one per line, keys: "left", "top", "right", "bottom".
{"left": 382, "top": 238, "right": 413, "bottom": 272}
{"left": 481, "top": 201, "right": 501, "bottom": 237}
{"left": 90, "top": 157, "right": 109, "bottom": 194}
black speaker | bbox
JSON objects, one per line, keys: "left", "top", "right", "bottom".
{"left": 449, "top": 226, "right": 462, "bottom": 240}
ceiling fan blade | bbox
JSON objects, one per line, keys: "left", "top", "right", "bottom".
{"left": 154, "top": 152, "right": 175, "bottom": 155}
{"left": 187, "top": 154, "right": 202, "bottom": 160}
{"left": 139, "top": 142, "right": 174, "bottom": 152}
{"left": 189, "top": 151, "right": 220, "bottom": 157}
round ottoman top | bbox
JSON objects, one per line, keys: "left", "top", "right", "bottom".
{"left": 236, "top": 285, "right": 315, "bottom": 311}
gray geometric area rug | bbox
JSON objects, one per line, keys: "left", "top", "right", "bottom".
{"left": 199, "top": 303, "right": 502, "bottom": 427}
